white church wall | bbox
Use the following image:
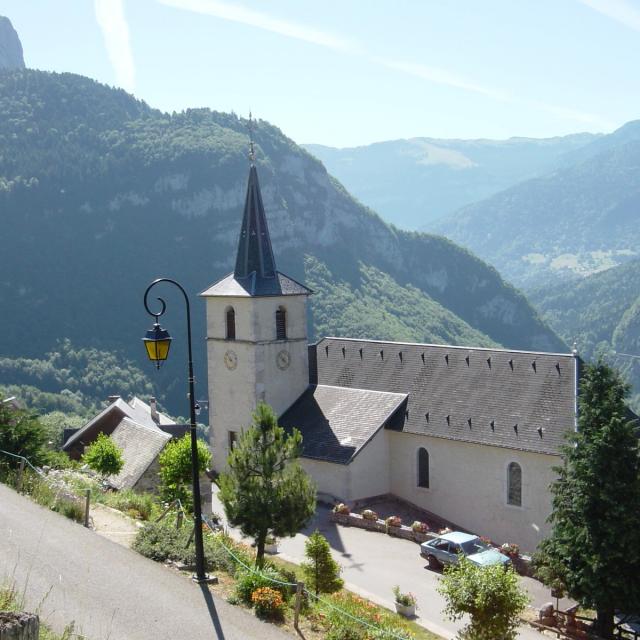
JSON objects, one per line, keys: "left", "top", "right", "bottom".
{"left": 300, "top": 458, "right": 350, "bottom": 502}
{"left": 348, "top": 428, "right": 391, "bottom": 500}
{"left": 388, "top": 431, "right": 558, "bottom": 553}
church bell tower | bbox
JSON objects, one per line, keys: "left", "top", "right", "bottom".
{"left": 200, "top": 145, "right": 311, "bottom": 472}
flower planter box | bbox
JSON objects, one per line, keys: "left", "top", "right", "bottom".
{"left": 395, "top": 602, "right": 416, "bottom": 618}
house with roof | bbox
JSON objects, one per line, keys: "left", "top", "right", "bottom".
{"left": 201, "top": 158, "right": 579, "bottom": 553}
{"left": 62, "top": 396, "right": 189, "bottom": 492}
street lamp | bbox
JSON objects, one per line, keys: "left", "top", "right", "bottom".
{"left": 142, "top": 277, "right": 211, "bottom": 583}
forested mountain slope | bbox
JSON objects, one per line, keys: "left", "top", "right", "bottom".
{"left": 530, "top": 258, "right": 640, "bottom": 409}
{"left": 0, "top": 69, "right": 564, "bottom": 413}
{"left": 433, "top": 121, "right": 640, "bottom": 289}
{"left": 304, "top": 134, "right": 596, "bottom": 230}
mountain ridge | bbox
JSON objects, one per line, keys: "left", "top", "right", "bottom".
{"left": 304, "top": 132, "right": 597, "bottom": 230}
{"left": 0, "top": 69, "right": 565, "bottom": 412}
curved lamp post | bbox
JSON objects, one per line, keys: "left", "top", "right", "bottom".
{"left": 142, "top": 277, "right": 209, "bottom": 583}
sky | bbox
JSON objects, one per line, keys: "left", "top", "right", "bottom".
{"left": 1, "top": 0, "right": 639, "bottom": 147}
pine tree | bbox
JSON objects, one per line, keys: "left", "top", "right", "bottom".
{"left": 217, "top": 402, "right": 316, "bottom": 566}
{"left": 301, "top": 530, "right": 343, "bottom": 596}
{"left": 537, "top": 360, "right": 640, "bottom": 639}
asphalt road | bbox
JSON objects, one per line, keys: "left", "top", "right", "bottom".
{"left": 0, "top": 483, "right": 290, "bottom": 640}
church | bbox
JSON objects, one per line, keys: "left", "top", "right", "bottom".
{"left": 200, "top": 159, "right": 579, "bottom": 554}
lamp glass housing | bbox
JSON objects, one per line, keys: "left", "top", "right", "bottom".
{"left": 143, "top": 323, "right": 172, "bottom": 368}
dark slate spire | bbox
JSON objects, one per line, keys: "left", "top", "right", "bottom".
{"left": 234, "top": 164, "right": 277, "bottom": 280}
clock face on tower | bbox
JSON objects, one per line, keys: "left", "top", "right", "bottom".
{"left": 276, "top": 349, "right": 290, "bottom": 370}
{"left": 223, "top": 349, "right": 238, "bottom": 370}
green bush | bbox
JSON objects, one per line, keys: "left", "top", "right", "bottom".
{"left": 82, "top": 433, "right": 124, "bottom": 477}
{"left": 132, "top": 519, "right": 251, "bottom": 573}
{"left": 235, "top": 566, "right": 291, "bottom": 605}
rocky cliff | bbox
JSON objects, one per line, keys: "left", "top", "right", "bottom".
{"left": 0, "top": 17, "right": 25, "bottom": 70}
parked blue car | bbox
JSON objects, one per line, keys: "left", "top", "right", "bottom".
{"left": 420, "top": 531, "right": 510, "bottom": 570}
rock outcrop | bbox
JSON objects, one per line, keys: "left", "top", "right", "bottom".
{"left": 0, "top": 16, "right": 25, "bottom": 70}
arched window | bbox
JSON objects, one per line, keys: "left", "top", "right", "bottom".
{"left": 507, "top": 462, "right": 522, "bottom": 506}
{"left": 276, "top": 306, "right": 287, "bottom": 340}
{"left": 225, "top": 307, "right": 236, "bottom": 340}
{"left": 417, "top": 447, "right": 429, "bottom": 488}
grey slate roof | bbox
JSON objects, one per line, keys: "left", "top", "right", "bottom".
{"left": 108, "top": 418, "right": 171, "bottom": 490}
{"left": 200, "top": 164, "right": 311, "bottom": 298}
{"left": 200, "top": 271, "right": 311, "bottom": 297}
{"left": 63, "top": 397, "right": 174, "bottom": 452}
{"left": 310, "top": 337, "right": 578, "bottom": 457}
{"left": 279, "top": 384, "right": 407, "bottom": 464}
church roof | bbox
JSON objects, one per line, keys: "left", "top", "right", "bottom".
{"left": 201, "top": 164, "right": 310, "bottom": 298}
{"left": 309, "top": 337, "right": 578, "bottom": 457}
{"left": 200, "top": 271, "right": 311, "bottom": 297}
{"left": 279, "top": 384, "right": 407, "bottom": 464}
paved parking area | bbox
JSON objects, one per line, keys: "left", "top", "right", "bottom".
{"left": 212, "top": 491, "right": 563, "bottom": 639}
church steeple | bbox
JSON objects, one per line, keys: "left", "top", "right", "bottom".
{"left": 201, "top": 116, "right": 311, "bottom": 299}
{"left": 234, "top": 165, "right": 277, "bottom": 281}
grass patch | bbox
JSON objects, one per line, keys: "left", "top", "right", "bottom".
{"left": 0, "top": 581, "right": 79, "bottom": 640}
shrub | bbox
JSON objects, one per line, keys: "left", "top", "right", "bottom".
{"left": 235, "top": 566, "right": 291, "bottom": 605}
{"left": 301, "top": 530, "right": 343, "bottom": 596}
{"left": 333, "top": 503, "right": 350, "bottom": 515}
{"left": 251, "top": 586, "right": 285, "bottom": 620}
{"left": 438, "top": 558, "right": 528, "bottom": 640}
{"left": 385, "top": 515, "right": 402, "bottom": 527}
{"left": 158, "top": 434, "right": 210, "bottom": 507}
{"left": 361, "top": 509, "right": 378, "bottom": 520}
{"left": 82, "top": 433, "right": 124, "bottom": 477}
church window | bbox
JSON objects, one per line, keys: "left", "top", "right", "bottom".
{"left": 417, "top": 447, "right": 430, "bottom": 488}
{"left": 507, "top": 462, "right": 522, "bottom": 506}
{"left": 276, "top": 306, "right": 287, "bottom": 340}
{"left": 225, "top": 307, "right": 236, "bottom": 340}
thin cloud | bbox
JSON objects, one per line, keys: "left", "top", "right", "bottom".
{"left": 159, "top": 0, "right": 613, "bottom": 130}
{"left": 94, "top": 0, "right": 135, "bottom": 93}
{"left": 377, "top": 56, "right": 613, "bottom": 130}
{"left": 158, "top": 0, "right": 361, "bottom": 53}
{"left": 579, "top": 0, "right": 640, "bottom": 32}
{"left": 374, "top": 57, "right": 510, "bottom": 101}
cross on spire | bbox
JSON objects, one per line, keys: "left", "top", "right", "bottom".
{"left": 248, "top": 111, "right": 256, "bottom": 165}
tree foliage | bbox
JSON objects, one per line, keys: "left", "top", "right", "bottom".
{"left": 301, "top": 529, "right": 343, "bottom": 596}
{"left": 217, "top": 402, "right": 316, "bottom": 566}
{"left": 0, "top": 395, "right": 49, "bottom": 466}
{"left": 536, "top": 360, "right": 640, "bottom": 639}
{"left": 158, "top": 433, "right": 210, "bottom": 507}
{"left": 438, "top": 558, "right": 528, "bottom": 640}
{"left": 0, "top": 339, "right": 156, "bottom": 415}
{"left": 82, "top": 432, "right": 124, "bottom": 477}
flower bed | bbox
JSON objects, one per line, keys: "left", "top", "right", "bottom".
{"left": 329, "top": 510, "right": 434, "bottom": 543}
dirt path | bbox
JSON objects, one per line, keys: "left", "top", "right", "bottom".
{"left": 90, "top": 503, "right": 140, "bottom": 547}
